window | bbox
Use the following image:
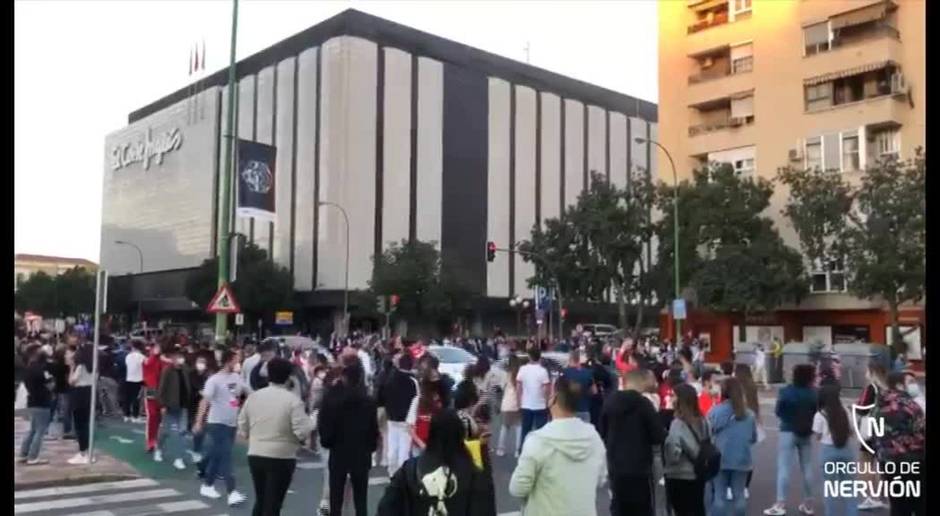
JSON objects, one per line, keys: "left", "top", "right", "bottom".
{"left": 730, "top": 43, "right": 753, "bottom": 74}
{"left": 872, "top": 128, "right": 900, "bottom": 157}
{"left": 734, "top": 158, "right": 755, "bottom": 176}
{"left": 810, "top": 257, "right": 847, "bottom": 293}
{"left": 806, "top": 137, "right": 822, "bottom": 170}
{"left": 805, "top": 83, "right": 833, "bottom": 111}
{"left": 804, "top": 22, "right": 831, "bottom": 55}
{"left": 842, "top": 133, "right": 860, "bottom": 172}
{"left": 833, "top": 76, "right": 864, "bottom": 105}
{"left": 731, "top": 0, "right": 752, "bottom": 15}
{"left": 730, "top": 94, "right": 754, "bottom": 120}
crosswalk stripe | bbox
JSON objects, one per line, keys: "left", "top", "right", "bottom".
{"left": 296, "top": 461, "right": 325, "bottom": 470}
{"left": 14, "top": 478, "right": 159, "bottom": 500}
{"left": 499, "top": 512, "right": 521, "bottom": 516}
{"left": 14, "top": 488, "right": 179, "bottom": 514}
{"left": 70, "top": 500, "right": 210, "bottom": 516}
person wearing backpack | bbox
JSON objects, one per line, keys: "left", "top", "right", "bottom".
{"left": 707, "top": 377, "right": 756, "bottom": 516}
{"left": 663, "top": 383, "right": 712, "bottom": 516}
{"left": 376, "top": 409, "right": 496, "bottom": 516}
{"left": 764, "top": 364, "right": 817, "bottom": 516}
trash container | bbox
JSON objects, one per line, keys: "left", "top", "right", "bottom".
{"left": 834, "top": 343, "right": 884, "bottom": 389}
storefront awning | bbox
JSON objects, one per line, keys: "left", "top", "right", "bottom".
{"left": 830, "top": 1, "right": 893, "bottom": 30}
{"left": 803, "top": 60, "right": 897, "bottom": 86}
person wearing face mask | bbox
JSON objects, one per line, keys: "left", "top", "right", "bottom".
{"left": 187, "top": 351, "right": 216, "bottom": 463}
{"left": 156, "top": 347, "right": 192, "bottom": 470}
{"left": 901, "top": 371, "right": 925, "bottom": 412}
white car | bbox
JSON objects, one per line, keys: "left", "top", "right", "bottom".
{"left": 426, "top": 345, "right": 478, "bottom": 387}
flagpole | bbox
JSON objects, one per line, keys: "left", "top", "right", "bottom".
{"left": 215, "top": 0, "right": 239, "bottom": 343}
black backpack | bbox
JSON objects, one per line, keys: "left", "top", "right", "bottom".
{"left": 792, "top": 400, "right": 816, "bottom": 437}
{"left": 685, "top": 420, "right": 721, "bottom": 481}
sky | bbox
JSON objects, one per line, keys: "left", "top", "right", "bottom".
{"left": 14, "top": 0, "right": 658, "bottom": 263}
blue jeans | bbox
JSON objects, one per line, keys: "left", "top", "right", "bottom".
{"left": 52, "top": 393, "right": 72, "bottom": 435}
{"left": 519, "top": 409, "right": 548, "bottom": 453}
{"left": 776, "top": 431, "right": 814, "bottom": 504}
{"left": 200, "top": 423, "right": 236, "bottom": 492}
{"left": 157, "top": 408, "right": 187, "bottom": 462}
{"left": 821, "top": 444, "right": 858, "bottom": 516}
{"left": 20, "top": 407, "right": 52, "bottom": 460}
{"left": 712, "top": 470, "right": 748, "bottom": 516}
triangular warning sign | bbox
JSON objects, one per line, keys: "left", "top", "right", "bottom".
{"left": 207, "top": 283, "right": 241, "bottom": 314}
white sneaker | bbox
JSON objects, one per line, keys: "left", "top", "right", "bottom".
{"left": 153, "top": 450, "right": 163, "bottom": 462}
{"left": 859, "top": 498, "right": 887, "bottom": 510}
{"left": 798, "top": 503, "right": 815, "bottom": 515}
{"left": 727, "top": 487, "right": 733, "bottom": 500}
{"left": 658, "top": 477, "right": 665, "bottom": 486}
{"left": 173, "top": 458, "right": 186, "bottom": 470}
{"left": 67, "top": 453, "right": 89, "bottom": 465}
{"left": 188, "top": 450, "right": 203, "bottom": 463}
{"left": 123, "top": 417, "right": 130, "bottom": 423}
{"left": 744, "top": 487, "right": 750, "bottom": 499}
{"left": 200, "top": 484, "right": 221, "bottom": 499}
{"left": 763, "top": 504, "right": 786, "bottom": 516}
{"left": 228, "top": 490, "right": 247, "bottom": 506}
{"left": 495, "top": 449, "right": 505, "bottom": 457}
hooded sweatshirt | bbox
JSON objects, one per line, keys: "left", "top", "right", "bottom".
{"left": 599, "top": 389, "right": 667, "bottom": 477}
{"left": 509, "top": 417, "right": 607, "bottom": 516}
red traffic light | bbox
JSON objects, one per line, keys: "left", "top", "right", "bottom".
{"left": 486, "top": 241, "right": 497, "bottom": 262}
{"left": 560, "top": 307, "right": 568, "bottom": 319}
{"left": 390, "top": 294, "right": 400, "bottom": 307}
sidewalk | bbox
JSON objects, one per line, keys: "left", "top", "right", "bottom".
{"left": 14, "top": 415, "right": 139, "bottom": 490}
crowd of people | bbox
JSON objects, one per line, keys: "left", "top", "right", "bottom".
{"left": 13, "top": 327, "right": 926, "bottom": 516}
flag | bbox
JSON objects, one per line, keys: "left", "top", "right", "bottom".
{"left": 188, "top": 45, "right": 194, "bottom": 76}
{"left": 236, "top": 140, "right": 278, "bottom": 222}
{"left": 193, "top": 43, "right": 199, "bottom": 73}
{"left": 200, "top": 39, "right": 206, "bottom": 72}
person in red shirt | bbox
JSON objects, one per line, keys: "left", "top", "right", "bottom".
{"left": 697, "top": 369, "right": 722, "bottom": 416}
{"left": 615, "top": 339, "right": 638, "bottom": 376}
{"left": 142, "top": 340, "right": 168, "bottom": 453}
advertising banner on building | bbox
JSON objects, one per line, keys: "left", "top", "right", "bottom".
{"left": 236, "top": 139, "right": 277, "bottom": 222}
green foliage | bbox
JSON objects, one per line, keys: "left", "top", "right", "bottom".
{"left": 186, "top": 242, "right": 294, "bottom": 326}
{"left": 779, "top": 150, "right": 926, "bottom": 351}
{"left": 655, "top": 163, "right": 807, "bottom": 315}
{"left": 14, "top": 267, "right": 96, "bottom": 317}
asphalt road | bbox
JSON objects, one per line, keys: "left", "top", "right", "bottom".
{"left": 17, "top": 390, "right": 893, "bottom": 516}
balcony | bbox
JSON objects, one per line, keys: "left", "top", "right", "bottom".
{"left": 687, "top": 117, "right": 757, "bottom": 156}
{"left": 688, "top": 11, "right": 729, "bottom": 34}
{"left": 686, "top": 12, "right": 752, "bottom": 57}
{"left": 802, "top": 94, "right": 907, "bottom": 134}
{"left": 688, "top": 69, "right": 754, "bottom": 107}
{"left": 803, "top": 26, "right": 903, "bottom": 79}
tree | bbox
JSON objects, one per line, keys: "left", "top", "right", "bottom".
{"left": 655, "top": 163, "right": 807, "bottom": 337}
{"left": 186, "top": 242, "right": 295, "bottom": 331}
{"left": 14, "top": 267, "right": 96, "bottom": 318}
{"left": 521, "top": 171, "right": 656, "bottom": 331}
{"left": 778, "top": 151, "right": 925, "bottom": 353}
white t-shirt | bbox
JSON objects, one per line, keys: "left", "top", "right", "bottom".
{"left": 516, "top": 363, "right": 550, "bottom": 410}
{"left": 812, "top": 411, "right": 834, "bottom": 445}
{"left": 125, "top": 351, "right": 145, "bottom": 383}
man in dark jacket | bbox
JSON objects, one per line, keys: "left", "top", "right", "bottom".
{"left": 600, "top": 368, "right": 667, "bottom": 516}
{"left": 378, "top": 353, "right": 419, "bottom": 476}
{"left": 320, "top": 356, "right": 379, "bottom": 516}
{"left": 157, "top": 346, "right": 192, "bottom": 470}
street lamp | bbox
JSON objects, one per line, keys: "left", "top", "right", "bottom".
{"left": 509, "top": 295, "right": 531, "bottom": 337}
{"left": 115, "top": 240, "right": 144, "bottom": 328}
{"left": 317, "top": 200, "right": 349, "bottom": 337}
{"left": 635, "top": 137, "right": 682, "bottom": 340}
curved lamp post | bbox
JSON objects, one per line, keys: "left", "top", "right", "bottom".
{"left": 317, "top": 200, "right": 350, "bottom": 337}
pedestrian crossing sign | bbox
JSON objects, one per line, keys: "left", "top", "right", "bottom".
{"left": 207, "top": 284, "right": 241, "bottom": 314}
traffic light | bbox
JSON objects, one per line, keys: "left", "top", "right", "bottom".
{"left": 560, "top": 307, "right": 568, "bottom": 320}
{"left": 486, "top": 241, "right": 496, "bottom": 262}
{"left": 390, "top": 294, "right": 400, "bottom": 310}
{"left": 376, "top": 296, "right": 387, "bottom": 314}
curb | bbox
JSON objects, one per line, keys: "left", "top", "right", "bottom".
{"left": 14, "top": 472, "right": 140, "bottom": 491}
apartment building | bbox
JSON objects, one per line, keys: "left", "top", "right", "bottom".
{"left": 14, "top": 254, "right": 99, "bottom": 291}
{"left": 658, "top": 0, "right": 925, "bottom": 362}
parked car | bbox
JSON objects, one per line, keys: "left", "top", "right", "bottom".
{"left": 580, "top": 323, "right": 620, "bottom": 339}
{"left": 426, "top": 345, "right": 478, "bottom": 388}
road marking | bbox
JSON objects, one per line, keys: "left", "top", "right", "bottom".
{"left": 14, "top": 478, "right": 160, "bottom": 500}
{"left": 368, "top": 476, "right": 389, "bottom": 485}
{"left": 296, "top": 461, "right": 325, "bottom": 470}
{"left": 109, "top": 436, "right": 134, "bottom": 444}
{"left": 14, "top": 488, "right": 179, "bottom": 513}
{"left": 70, "top": 500, "right": 210, "bottom": 516}
{"left": 499, "top": 512, "right": 521, "bottom": 516}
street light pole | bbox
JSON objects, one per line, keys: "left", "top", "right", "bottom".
{"left": 215, "top": 0, "right": 239, "bottom": 343}
{"left": 318, "top": 201, "right": 349, "bottom": 337}
{"left": 115, "top": 240, "right": 144, "bottom": 327}
{"left": 637, "top": 137, "right": 682, "bottom": 341}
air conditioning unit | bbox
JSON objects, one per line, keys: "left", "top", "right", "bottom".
{"left": 891, "top": 72, "right": 909, "bottom": 95}
{"left": 789, "top": 139, "right": 804, "bottom": 161}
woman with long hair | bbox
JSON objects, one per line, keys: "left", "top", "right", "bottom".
{"left": 707, "top": 377, "right": 757, "bottom": 516}
{"left": 855, "top": 361, "right": 889, "bottom": 510}
{"left": 407, "top": 368, "right": 445, "bottom": 454}
{"left": 813, "top": 385, "right": 857, "bottom": 516}
{"left": 496, "top": 354, "right": 522, "bottom": 457}
{"left": 67, "top": 343, "right": 96, "bottom": 465}
{"left": 734, "top": 363, "right": 761, "bottom": 500}
{"left": 377, "top": 409, "right": 496, "bottom": 516}
{"left": 764, "top": 364, "right": 818, "bottom": 516}
{"left": 875, "top": 371, "right": 926, "bottom": 516}
{"left": 663, "top": 383, "right": 707, "bottom": 516}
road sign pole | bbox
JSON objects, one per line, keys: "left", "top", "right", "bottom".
{"left": 88, "top": 269, "right": 107, "bottom": 464}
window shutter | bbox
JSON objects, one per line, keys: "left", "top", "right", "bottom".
{"left": 804, "top": 22, "right": 829, "bottom": 46}
{"left": 731, "top": 95, "right": 754, "bottom": 118}
{"left": 730, "top": 43, "right": 753, "bottom": 61}
{"left": 823, "top": 133, "right": 840, "bottom": 171}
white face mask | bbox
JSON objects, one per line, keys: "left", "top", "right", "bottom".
{"left": 710, "top": 384, "right": 721, "bottom": 396}
{"left": 906, "top": 383, "right": 921, "bottom": 398}
{"left": 175, "top": 357, "right": 186, "bottom": 366}
{"left": 195, "top": 362, "right": 207, "bottom": 373}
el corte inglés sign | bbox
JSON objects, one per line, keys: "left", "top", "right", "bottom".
{"left": 110, "top": 127, "right": 183, "bottom": 171}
